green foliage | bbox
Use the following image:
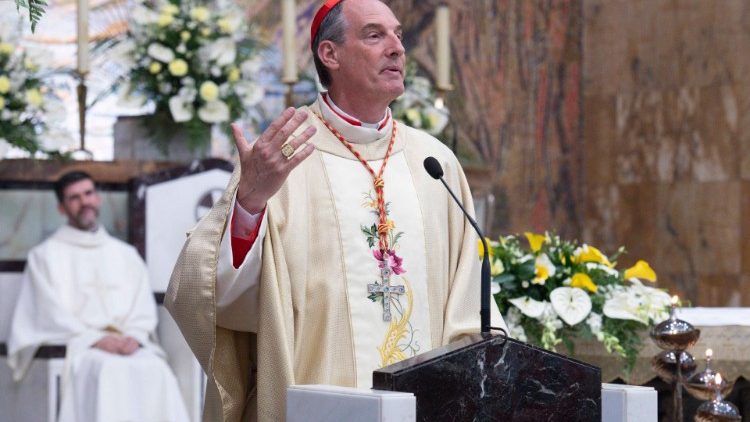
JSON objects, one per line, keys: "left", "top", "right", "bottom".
{"left": 118, "top": 1, "right": 264, "bottom": 153}
{"left": 0, "top": 37, "right": 58, "bottom": 155}
{"left": 15, "top": 0, "right": 47, "bottom": 33}
{"left": 489, "top": 233, "right": 672, "bottom": 375}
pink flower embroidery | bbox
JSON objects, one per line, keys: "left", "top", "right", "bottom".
{"left": 373, "top": 249, "right": 406, "bottom": 275}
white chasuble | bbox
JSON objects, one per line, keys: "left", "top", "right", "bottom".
{"left": 322, "top": 152, "right": 431, "bottom": 388}
{"left": 166, "top": 97, "right": 508, "bottom": 422}
{"left": 8, "top": 225, "right": 189, "bottom": 422}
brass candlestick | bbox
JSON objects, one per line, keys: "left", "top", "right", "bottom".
{"left": 284, "top": 80, "right": 296, "bottom": 109}
{"left": 694, "top": 373, "right": 741, "bottom": 422}
{"left": 651, "top": 297, "right": 701, "bottom": 422}
{"left": 73, "top": 71, "right": 93, "bottom": 160}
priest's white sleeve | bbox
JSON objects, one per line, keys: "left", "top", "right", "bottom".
{"left": 215, "top": 198, "right": 268, "bottom": 332}
{"left": 119, "top": 249, "right": 161, "bottom": 348}
{"left": 7, "top": 248, "right": 103, "bottom": 381}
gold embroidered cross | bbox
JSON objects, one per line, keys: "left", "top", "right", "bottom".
{"left": 367, "top": 265, "right": 405, "bottom": 321}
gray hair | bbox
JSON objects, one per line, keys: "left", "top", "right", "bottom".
{"left": 311, "top": 1, "right": 347, "bottom": 88}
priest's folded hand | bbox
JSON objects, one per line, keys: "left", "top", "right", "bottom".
{"left": 93, "top": 334, "right": 125, "bottom": 354}
{"left": 93, "top": 334, "right": 141, "bottom": 355}
{"left": 232, "top": 107, "right": 317, "bottom": 214}
{"left": 118, "top": 336, "right": 140, "bottom": 355}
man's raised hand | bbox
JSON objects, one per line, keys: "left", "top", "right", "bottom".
{"left": 233, "top": 108, "right": 317, "bottom": 214}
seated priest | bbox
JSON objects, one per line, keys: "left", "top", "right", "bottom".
{"left": 166, "top": 0, "right": 508, "bottom": 420}
{"left": 7, "top": 171, "right": 189, "bottom": 422}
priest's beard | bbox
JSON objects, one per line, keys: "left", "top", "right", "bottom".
{"left": 67, "top": 205, "right": 100, "bottom": 232}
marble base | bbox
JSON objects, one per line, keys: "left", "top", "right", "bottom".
{"left": 601, "top": 384, "right": 657, "bottom": 422}
{"left": 373, "top": 334, "right": 601, "bottom": 421}
{"left": 287, "top": 385, "right": 415, "bottom": 422}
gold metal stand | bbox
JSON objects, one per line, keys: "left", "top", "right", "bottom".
{"left": 74, "top": 71, "right": 93, "bottom": 160}
{"left": 284, "top": 80, "right": 296, "bottom": 109}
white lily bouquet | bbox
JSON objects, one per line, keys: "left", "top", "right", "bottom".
{"left": 119, "top": 0, "right": 264, "bottom": 151}
{"left": 485, "top": 233, "right": 672, "bottom": 372}
{"left": 391, "top": 62, "right": 449, "bottom": 136}
{"left": 0, "top": 37, "right": 53, "bottom": 154}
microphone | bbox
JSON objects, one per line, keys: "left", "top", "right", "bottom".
{"left": 424, "top": 156, "right": 500, "bottom": 335}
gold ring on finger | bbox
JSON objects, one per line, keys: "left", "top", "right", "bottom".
{"left": 281, "top": 143, "right": 295, "bottom": 159}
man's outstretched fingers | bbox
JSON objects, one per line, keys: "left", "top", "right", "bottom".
{"left": 271, "top": 109, "right": 310, "bottom": 146}
{"left": 260, "top": 107, "right": 296, "bottom": 144}
{"left": 231, "top": 123, "right": 250, "bottom": 154}
{"left": 287, "top": 125, "right": 317, "bottom": 150}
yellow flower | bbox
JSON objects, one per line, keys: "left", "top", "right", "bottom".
{"left": 180, "top": 31, "right": 191, "bottom": 42}
{"left": 160, "top": 4, "right": 179, "bottom": 15}
{"left": 149, "top": 62, "right": 162, "bottom": 74}
{"left": 477, "top": 238, "right": 494, "bottom": 260}
{"left": 168, "top": 59, "right": 188, "bottom": 77}
{"left": 385, "top": 219, "right": 396, "bottom": 231}
{"left": 157, "top": 13, "right": 174, "bottom": 27}
{"left": 190, "top": 7, "right": 210, "bottom": 22}
{"left": 227, "top": 67, "right": 240, "bottom": 82}
{"left": 573, "top": 244, "right": 613, "bottom": 267}
{"left": 24, "top": 58, "right": 39, "bottom": 71}
{"left": 491, "top": 258, "right": 505, "bottom": 277}
{"left": 217, "top": 18, "right": 232, "bottom": 33}
{"left": 405, "top": 108, "right": 420, "bottom": 124}
{"left": 0, "top": 43, "right": 14, "bottom": 55}
{"left": 532, "top": 254, "right": 556, "bottom": 285}
{"left": 624, "top": 260, "right": 657, "bottom": 282}
{"left": 570, "top": 273, "right": 597, "bottom": 293}
{"left": 0, "top": 96, "right": 5, "bottom": 109}
{"left": 0, "top": 76, "right": 10, "bottom": 94}
{"left": 201, "top": 27, "right": 211, "bottom": 36}
{"left": 25, "top": 88, "right": 43, "bottom": 107}
{"left": 199, "top": 81, "right": 219, "bottom": 102}
{"left": 524, "top": 232, "right": 546, "bottom": 253}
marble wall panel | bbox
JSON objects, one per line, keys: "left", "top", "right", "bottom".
{"left": 738, "top": 83, "right": 750, "bottom": 181}
{"left": 582, "top": 94, "right": 615, "bottom": 186}
{"left": 692, "top": 181, "right": 741, "bottom": 275}
{"left": 583, "top": 0, "right": 750, "bottom": 305}
{"left": 654, "top": 182, "right": 697, "bottom": 276}
{"left": 742, "top": 182, "right": 750, "bottom": 274}
{"left": 581, "top": 184, "right": 619, "bottom": 253}
{"left": 613, "top": 183, "right": 657, "bottom": 269}
{"left": 697, "top": 274, "right": 750, "bottom": 307}
{"left": 612, "top": 87, "right": 739, "bottom": 185}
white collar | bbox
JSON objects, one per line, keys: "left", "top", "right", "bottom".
{"left": 53, "top": 224, "right": 110, "bottom": 248}
{"left": 317, "top": 93, "right": 392, "bottom": 144}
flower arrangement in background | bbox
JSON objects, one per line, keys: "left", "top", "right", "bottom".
{"left": 118, "top": 0, "right": 264, "bottom": 151}
{"left": 0, "top": 37, "right": 55, "bottom": 154}
{"left": 391, "top": 62, "right": 449, "bottom": 137}
{"left": 485, "top": 232, "right": 672, "bottom": 372}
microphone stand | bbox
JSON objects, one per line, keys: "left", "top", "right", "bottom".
{"left": 436, "top": 177, "right": 492, "bottom": 335}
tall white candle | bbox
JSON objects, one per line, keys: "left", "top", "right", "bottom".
{"left": 77, "top": 0, "right": 89, "bottom": 73}
{"left": 281, "top": 0, "right": 297, "bottom": 83}
{"left": 435, "top": 3, "right": 451, "bottom": 90}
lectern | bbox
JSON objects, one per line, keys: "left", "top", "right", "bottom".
{"left": 373, "top": 333, "right": 601, "bottom": 421}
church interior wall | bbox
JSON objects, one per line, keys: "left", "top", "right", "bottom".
{"left": 581, "top": 0, "right": 750, "bottom": 306}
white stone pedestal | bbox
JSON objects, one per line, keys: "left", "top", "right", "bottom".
{"left": 602, "top": 383, "right": 657, "bottom": 422}
{"left": 287, "top": 385, "right": 416, "bottom": 422}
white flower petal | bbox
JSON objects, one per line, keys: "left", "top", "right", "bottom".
{"left": 199, "top": 38, "right": 236, "bottom": 67}
{"left": 509, "top": 296, "right": 547, "bottom": 318}
{"left": 550, "top": 287, "right": 592, "bottom": 326}
{"left": 147, "top": 43, "right": 175, "bottom": 63}
{"left": 198, "top": 100, "right": 230, "bottom": 123}
{"left": 235, "top": 81, "right": 264, "bottom": 107}
{"left": 168, "top": 96, "right": 194, "bottom": 122}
